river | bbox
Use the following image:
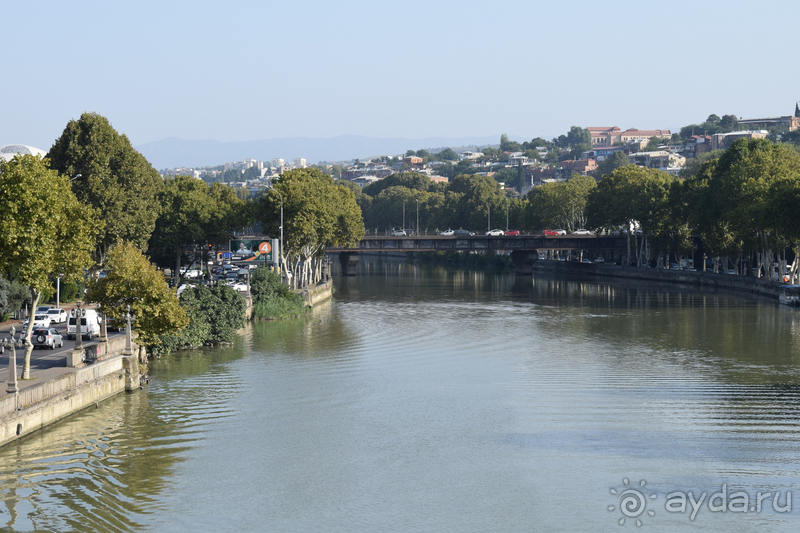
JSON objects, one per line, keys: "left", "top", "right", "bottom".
{"left": 1, "top": 255, "right": 799, "bottom": 532}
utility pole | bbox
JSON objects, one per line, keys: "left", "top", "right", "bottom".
{"left": 506, "top": 198, "right": 509, "bottom": 231}
{"left": 403, "top": 201, "right": 406, "bottom": 230}
{"left": 416, "top": 199, "right": 419, "bottom": 236}
{"left": 488, "top": 203, "right": 491, "bottom": 232}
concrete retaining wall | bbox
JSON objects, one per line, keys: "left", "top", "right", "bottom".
{"left": 0, "top": 356, "right": 129, "bottom": 448}
{"left": 533, "top": 260, "right": 782, "bottom": 297}
{"left": 297, "top": 279, "right": 333, "bottom": 307}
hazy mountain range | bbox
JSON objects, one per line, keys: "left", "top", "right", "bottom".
{"left": 135, "top": 134, "right": 530, "bottom": 170}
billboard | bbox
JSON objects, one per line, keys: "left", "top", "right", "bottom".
{"left": 229, "top": 239, "right": 278, "bottom": 262}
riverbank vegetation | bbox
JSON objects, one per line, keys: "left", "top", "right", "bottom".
{"left": 149, "top": 284, "right": 246, "bottom": 357}
{"left": 250, "top": 269, "right": 309, "bottom": 320}
{"left": 255, "top": 167, "right": 363, "bottom": 290}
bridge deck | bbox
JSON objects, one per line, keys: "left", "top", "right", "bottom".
{"left": 329, "top": 235, "right": 628, "bottom": 252}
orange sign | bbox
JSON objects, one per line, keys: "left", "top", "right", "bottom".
{"left": 258, "top": 241, "right": 271, "bottom": 254}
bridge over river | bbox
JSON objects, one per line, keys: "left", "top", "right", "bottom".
{"left": 329, "top": 235, "right": 630, "bottom": 275}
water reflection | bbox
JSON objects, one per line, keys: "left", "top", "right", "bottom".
{"left": 0, "top": 342, "right": 248, "bottom": 532}
{"left": 0, "top": 255, "right": 799, "bottom": 531}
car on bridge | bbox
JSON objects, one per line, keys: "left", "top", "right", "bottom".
{"left": 572, "top": 229, "right": 592, "bottom": 235}
{"left": 505, "top": 230, "right": 520, "bottom": 236}
{"left": 439, "top": 229, "right": 454, "bottom": 236}
{"left": 454, "top": 229, "right": 475, "bottom": 236}
{"left": 543, "top": 229, "right": 560, "bottom": 236}
{"left": 391, "top": 229, "right": 407, "bottom": 236}
{"left": 485, "top": 229, "right": 505, "bottom": 236}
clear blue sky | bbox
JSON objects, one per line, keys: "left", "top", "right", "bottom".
{"left": 2, "top": 0, "right": 799, "bottom": 151}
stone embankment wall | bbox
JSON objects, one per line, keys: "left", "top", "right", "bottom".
{"left": 534, "top": 261, "right": 782, "bottom": 297}
{"left": 0, "top": 339, "right": 140, "bottom": 448}
{"left": 296, "top": 279, "right": 334, "bottom": 307}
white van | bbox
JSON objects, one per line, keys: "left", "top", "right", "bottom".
{"left": 66, "top": 309, "right": 102, "bottom": 340}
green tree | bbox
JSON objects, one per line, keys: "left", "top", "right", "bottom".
{"left": 678, "top": 150, "right": 723, "bottom": 179}
{"left": 362, "top": 172, "right": 431, "bottom": 196}
{"left": 644, "top": 136, "right": 663, "bottom": 151}
{"left": 255, "top": 168, "right": 364, "bottom": 288}
{"left": 711, "top": 139, "right": 800, "bottom": 277}
{"left": 0, "top": 155, "right": 98, "bottom": 378}
{"left": 47, "top": 112, "right": 163, "bottom": 267}
{"left": 86, "top": 241, "right": 188, "bottom": 353}
{"left": 437, "top": 148, "right": 459, "bottom": 161}
{"left": 586, "top": 165, "right": 674, "bottom": 265}
{"left": 148, "top": 175, "right": 216, "bottom": 285}
{"left": 526, "top": 174, "right": 596, "bottom": 232}
{"left": 595, "top": 151, "right": 631, "bottom": 177}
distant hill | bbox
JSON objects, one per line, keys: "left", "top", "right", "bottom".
{"left": 135, "top": 134, "right": 529, "bottom": 170}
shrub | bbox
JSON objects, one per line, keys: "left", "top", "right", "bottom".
{"left": 60, "top": 282, "right": 79, "bottom": 303}
{"left": 250, "top": 268, "right": 309, "bottom": 320}
{"left": 149, "top": 284, "right": 246, "bottom": 357}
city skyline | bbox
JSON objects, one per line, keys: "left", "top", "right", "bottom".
{"left": 2, "top": 0, "right": 800, "bottom": 152}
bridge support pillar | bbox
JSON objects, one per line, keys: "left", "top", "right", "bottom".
{"left": 510, "top": 250, "right": 539, "bottom": 275}
{"left": 339, "top": 252, "right": 360, "bottom": 276}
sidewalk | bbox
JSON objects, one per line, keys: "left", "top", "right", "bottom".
{"left": 0, "top": 301, "right": 102, "bottom": 396}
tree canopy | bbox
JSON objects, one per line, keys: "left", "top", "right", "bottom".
{"left": 47, "top": 112, "right": 164, "bottom": 266}
{"left": 86, "top": 241, "right": 188, "bottom": 349}
{"left": 256, "top": 168, "right": 364, "bottom": 288}
{"left": 0, "top": 154, "right": 99, "bottom": 377}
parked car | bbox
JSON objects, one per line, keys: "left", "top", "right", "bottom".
{"left": 486, "top": 229, "right": 505, "bottom": 236}
{"left": 23, "top": 314, "right": 52, "bottom": 329}
{"left": 46, "top": 308, "right": 68, "bottom": 324}
{"left": 31, "top": 328, "right": 63, "bottom": 350}
{"left": 594, "top": 257, "right": 605, "bottom": 264}
{"left": 454, "top": 229, "right": 475, "bottom": 236}
{"left": 439, "top": 229, "right": 455, "bottom": 236}
{"left": 572, "top": 229, "right": 592, "bottom": 235}
{"left": 184, "top": 269, "right": 204, "bottom": 279}
{"left": 391, "top": 229, "right": 406, "bottom": 236}
{"left": 543, "top": 229, "right": 560, "bottom": 236}
{"left": 505, "top": 230, "right": 521, "bottom": 236}
{"left": 229, "top": 281, "right": 248, "bottom": 292}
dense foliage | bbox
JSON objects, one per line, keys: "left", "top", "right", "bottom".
{"left": 256, "top": 168, "right": 363, "bottom": 289}
{"left": 0, "top": 154, "right": 98, "bottom": 377}
{"left": 149, "top": 284, "right": 246, "bottom": 357}
{"left": 87, "top": 242, "right": 188, "bottom": 349}
{"left": 48, "top": 112, "right": 164, "bottom": 267}
{"left": 250, "top": 268, "right": 308, "bottom": 320}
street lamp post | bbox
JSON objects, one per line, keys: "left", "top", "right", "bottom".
{"left": 71, "top": 301, "right": 84, "bottom": 365}
{"left": 506, "top": 198, "right": 509, "bottom": 232}
{"left": 267, "top": 186, "right": 284, "bottom": 280}
{"left": 416, "top": 200, "right": 419, "bottom": 236}
{"left": 3, "top": 327, "right": 21, "bottom": 394}
{"left": 124, "top": 304, "right": 133, "bottom": 356}
{"left": 488, "top": 203, "right": 491, "bottom": 232}
{"left": 403, "top": 201, "right": 406, "bottom": 231}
